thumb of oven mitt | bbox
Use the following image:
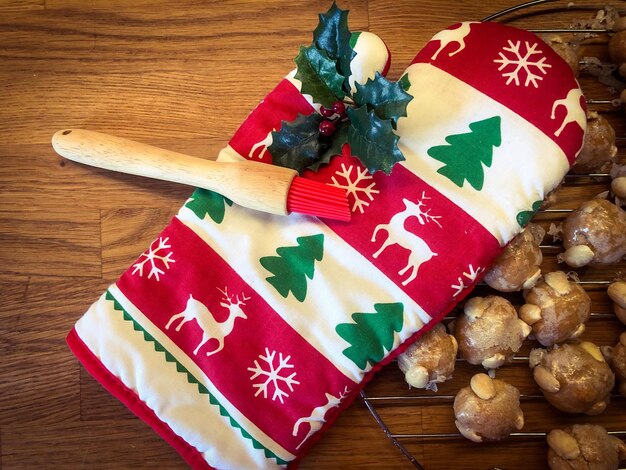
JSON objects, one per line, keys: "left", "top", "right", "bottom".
{"left": 67, "top": 21, "right": 585, "bottom": 469}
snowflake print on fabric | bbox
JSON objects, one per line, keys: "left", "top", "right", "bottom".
{"left": 132, "top": 237, "right": 175, "bottom": 281}
{"left": 451, "top": 264, "right": 484, "bottom": 297}
{"left": 494, "top": 39, "right": 551, "bottom": 88}
{"left": 247, "top": 348, "right": 300, "bottom": 403}
{"left": 330, "top": 163, "right": 379, "bottom": 214}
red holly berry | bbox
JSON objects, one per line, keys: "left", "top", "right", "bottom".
{"left": 319, "top": 120, "right": 336, "bottom": 136}
{"left": 320, "top": 106, "right": 334, "bottom": 118}
{"left": 331, "top": 101, "right": 346, "bottom": 117}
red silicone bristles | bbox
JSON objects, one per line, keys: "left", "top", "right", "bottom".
{"left": 286, "top": 176, "right": 351, "bottom": 222}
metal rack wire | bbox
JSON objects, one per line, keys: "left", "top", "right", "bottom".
{"left": 360, "top": 2, "right": 626, "bottom": 469}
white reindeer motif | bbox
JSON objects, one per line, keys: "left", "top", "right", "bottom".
{"left": 371, "top": 193, "right": 442, "bottom": 286}
{"left": 248, "top": 129, "right": 275, "bottom": 160}
{"left": 551, "top": 88, "right": 586, "bottom": 137}
{"left": 165, "top": 288, "right": 250, "bottom": 356}
{"left": 292, "top": 387, "right": 349, "bottom": 450}
{"left": 430, "top": 22, "right": 477, "bottom": 60}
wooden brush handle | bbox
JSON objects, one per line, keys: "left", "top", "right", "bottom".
{"left": 51, "top": 129, "right": 297, "bottom": 215}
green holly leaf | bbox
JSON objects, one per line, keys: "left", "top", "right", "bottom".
{"left": 268, "top": 113, "right": 324, "bottom": 173}
{"left": 346, "top": 105, "right": 404, "bottom": 175}
{"left": 294, "top": 45, "right": 346, "bottom": 108}
{"left": 313, "top": 2, "right": 354, "bottom": 93}
{"left": 306, "top": 121, "right": 349, "bottom": 172}
{"left": 353, "top": 72, "right": 413, "bottom": 128}
{"left": 399, "top": 73, "right": 411, "bottom": 91}
{"left": 267, "top": 4, "right": 410, "bottom": 176}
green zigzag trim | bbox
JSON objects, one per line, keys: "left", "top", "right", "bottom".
{"left": 104, "top": 290, "right": 288, "bottom": 466}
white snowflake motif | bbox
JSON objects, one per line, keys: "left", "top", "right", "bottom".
{"left": 131, "top": 236, "right": 175, "bottom": 281}
{"left": 330, "top": 163, "right": 379, "bottom": 214}
{"left": 451, "top": 264, "right": 485, "bottom": 297}
{"left": 247, "top": 348, "right": 300, "bottom": 403}
{"left": 493, "top": 39, "right": 552, "bottom": 88}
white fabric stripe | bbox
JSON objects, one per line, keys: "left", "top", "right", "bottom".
{"left": 176, "top": 202, "right": 432, "bottom": 382}
{"left": 75, "top": 287, "right": 291, "bottom": 469}
{"left": 347, "top": 32, "right": 390, "bottom": 93}
{"left": 107, "top": 285, "right": 294, "bottom": 463}
{"left": 397, "top": 62, "right": 571, "bottom": 245}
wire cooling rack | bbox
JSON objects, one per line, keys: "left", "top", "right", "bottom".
{"left": 360, "top": 1, "right": 626, "bottom": 469}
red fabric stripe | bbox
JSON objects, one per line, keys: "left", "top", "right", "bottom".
{"left": 66, "top": 328, "right": 213, "bottom": 470}
{"left": 116, "top": 218, "right": 355, "bottom": 454}
{"left": 411, "top": 21, "right": 585, "bottom": 164}
{"left": 229, "top": 78, "right": 315, "bottom": 163}
{"left": 304, "top": 152, "right": 501, "bottom": 318}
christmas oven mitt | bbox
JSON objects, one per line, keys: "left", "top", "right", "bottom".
{"left": 67, "top": 18, "right": 585, "bottom": 470}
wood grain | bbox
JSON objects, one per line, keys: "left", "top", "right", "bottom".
{"left": 101, "top": 207, "right": 177, "bottom": 280}
{"left": 0, "top": 208, "right": 101, "bottom": 277}
{"left": 2, "top": 1, "right": 625, "bottom": 469}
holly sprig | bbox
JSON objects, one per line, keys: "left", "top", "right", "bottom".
{"left": 268, "top": 2, "right": 413, "bottom": 175}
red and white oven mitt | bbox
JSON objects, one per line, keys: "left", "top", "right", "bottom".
{"left": 67, "top": 22, "right": 585, "bottom": 469}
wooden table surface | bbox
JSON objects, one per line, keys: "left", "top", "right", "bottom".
{"left": 2, "top": 1, "right": 626, "bottom": 469}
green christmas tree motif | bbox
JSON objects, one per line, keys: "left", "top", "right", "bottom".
{"left": 427, "top": 116, "right": 502, "bottom": 191}
{"left": 335, "top": 303, "right": 404, "bottom": 370}
{"left": 516, "top": 199, "right": 542, "bottom": 227}
{"left": 260, "top": 234, "right": 324, "bottom": 302}
{"left": 185, "top": 188, "right": 233, "bottom": 224}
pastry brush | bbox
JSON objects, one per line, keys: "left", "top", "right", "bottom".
{"left": 51, "top": 129, "right": 351, "bottom": 222}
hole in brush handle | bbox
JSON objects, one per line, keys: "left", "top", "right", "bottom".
{"left": 62, "top": 130, "right": 72, "bottom": 135}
